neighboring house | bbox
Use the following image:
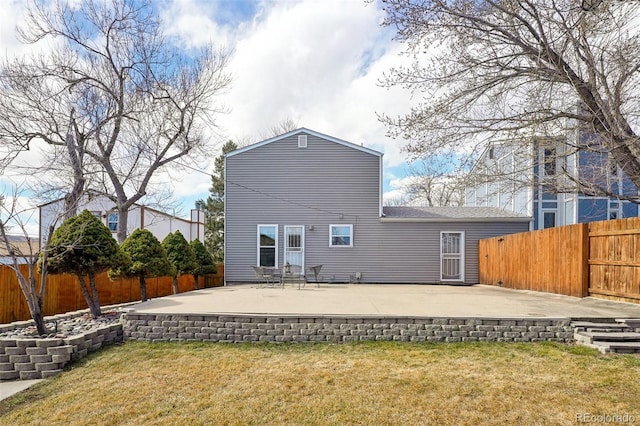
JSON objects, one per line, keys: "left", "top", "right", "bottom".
{"left": 224, "top": 128, "right": 530, "bottom": 285}
{"left": 0, "top": 235, "right": 39, "bottom": 265}
{"left": 465, "top": 134, "right": 640, "bottom": 230}
{"left": 39, "top": 194, "right": 205, "bottom": 245}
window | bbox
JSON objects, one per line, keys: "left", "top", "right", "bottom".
{"left": 488, "top": 147, "right": 495, "bottom": 160}
{"left": 608, "top": 200, "right": 621, "bottom": 220}
{"left": 107, "top": 212, "right": 118, "bottom": 232}
{"left": 543, "top": 148, "right": 556, "bottom": 176}
{"left": 543, "top": 211, "right": 556, "bottom": 229}
{"left": 441, "top": 232, "right": 464, "bottom": 281}
{"left": 257, "top": 225, "right": 278, "bottom": 267}
{"left": 330, "top": 224, "right": 353, "bottom": 247}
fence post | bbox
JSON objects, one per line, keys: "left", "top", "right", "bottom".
{"left": 578, "top": 223, "right": 589, "bottom": 297}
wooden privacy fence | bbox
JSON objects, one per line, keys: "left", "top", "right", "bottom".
{"left": 0, "top": 264, "right": 224, "bottom": 324}
{"left": 479, "top": 217, "right": 640, "bottom": 303}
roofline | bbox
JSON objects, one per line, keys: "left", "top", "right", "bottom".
{"left": 380, "top": 216, "right": 533, "bottom": 223}
{"left": 468, "top": 135, "right": 567, "bottom": 174}
{"left": 226, "top": 128, "right": 384, "bottom": 158}
{"left": 139, "top": 205, "right": 193, "bottom": 224}
{"left": 467, "top": 139, "right": 516, "bottom": 175}
{"left": 38, "top": 196, "right": 193, "bottom": 222}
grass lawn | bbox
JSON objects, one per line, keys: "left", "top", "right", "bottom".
{"left": 1, "top": 341, "right": 639, "bottom": 425}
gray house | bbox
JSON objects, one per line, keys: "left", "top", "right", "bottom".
{"left": 224, "top": 128, "right": 530, "bottom": 285}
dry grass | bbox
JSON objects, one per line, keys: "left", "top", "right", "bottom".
{"left": 1, "top": 341, "right": 639, "bottom": 425}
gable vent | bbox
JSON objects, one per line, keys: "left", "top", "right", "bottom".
{"left": 298, "top": 135, "right": 308, "bottom": 148}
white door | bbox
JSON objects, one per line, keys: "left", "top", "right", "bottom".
{"left": 284, "top": 226, "right": 304, "bottom": 269}
{"left": 441, "top": 232, "right": 464, "bottom": 282}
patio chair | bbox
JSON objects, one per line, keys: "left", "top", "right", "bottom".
{"left": 252, "top": 266, "right": 278, "bottom": 288}
{"left": 282, "top": 264, "right": 305, "bottom": 289}
{"left": 305, "top": 265, "right": 323, "bottom": 288}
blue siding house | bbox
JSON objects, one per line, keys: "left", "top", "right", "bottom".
{"left": 224, "top": 128, "right": 530, "bottom": 285}
{"left": 465, "top": 133, "right": 639, "bottom": 230}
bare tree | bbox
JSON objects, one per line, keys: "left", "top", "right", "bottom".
{"left": 383, "top": 195, "right": 410, "bottom": 207}
{"left": 380, "top": 0, "right": 640, "bottom": 202}
{"left": 1, "top": 0, "right": 231, "bottom": 243}
{"left": 0, "top": 53, "right": 93, "bottom": 218}
{"left": 405, "top": 157, "right": 466, "bottom": 207}
{"left": 0, "top": 193, "right": 53, "bottom": 335}
{"left": 264, "top": 117, "right": 300, "bottom": 139}
{"left": 404, "top": 174, "right": 465, "bottom": 208}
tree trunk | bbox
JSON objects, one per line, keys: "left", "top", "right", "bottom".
{"left": 140, "top": 275, "right": 148, "bottom": 302}
{"left": 29, "top": 266, "right": 48, "bottom": 336}
{"left": 88, "top": 273, "right": 102, "bottom": 317}
{"left": 17, "top": 279, "right": 48, "bottom": 335}
{"left": 77, "top": 275, "right": 101, "bottom": 317}
{"left": 63, "top": 113, "right": 86, "bottom": 220}
{"left": 24, "top": 275, "right": 47, "bottom": 336}
{"left": 32, "top": 311, "right": 48, "bottom": 336}
{"left": 116, "top": 205, "right": 128, "bottom": 244}
{"left": 172, "top": 276, "right": 179, "bottom": 295}
{"left": 194, "top": 274, "right": 199, "bottom": 290}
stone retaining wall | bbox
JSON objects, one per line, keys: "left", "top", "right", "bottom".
{"left": 0, "top": 324, "right": 123, "bottom": 381}
{"left": 123, "top": 314, "right": 574, "bottom": 343}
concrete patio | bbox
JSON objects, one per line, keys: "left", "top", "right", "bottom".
{"left": 127, "top": 283, "right": 640, "bottom": 319}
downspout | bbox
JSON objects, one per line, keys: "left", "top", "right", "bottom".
{"left": 223, "top": 155, "right": 228, "bottom": 286}
{"left": 379, "top": 154, "right": 384, "bottom": 217}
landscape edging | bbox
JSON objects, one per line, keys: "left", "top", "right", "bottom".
{"left": 122, "top": 313, "right": 574, "bottom": 344}
{"left": 0, "top": 323, "right": 123, "bottom": 381}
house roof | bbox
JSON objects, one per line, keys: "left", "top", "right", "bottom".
{"left": 38, "top": 194, "right": 193, "bottom": 224}
{"left": 382, "top": 206, "right": 531, "bottom": 222}
{"left": 0, "top": 235, "right": 39, "bottom": 257}
{"left": 226, "top": 128, "right": 383, "bottom": 158}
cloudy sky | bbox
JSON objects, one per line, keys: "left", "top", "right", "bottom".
{"left": 1, "top": 0, "right": 420, "bottom": 235}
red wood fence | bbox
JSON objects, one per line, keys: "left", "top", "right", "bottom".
{"left": 479, "top": 217, "right": 640, "bottom": 303}
{"left": 0, "top": 265, "right": 224, "bottom": 324}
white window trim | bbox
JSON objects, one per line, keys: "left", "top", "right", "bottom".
{"left": 298, "top": 135, "right": 307, "bottom": 148}
{"left": 257, "top": 224, "right": 278, "bottom": 268}
{"left": 440, "top": 231, "right": 465, "bottom": 282}
{"left": 608, "top": 199, "right": 622, "bottom": 220}
{"left": 329, "top": 224, "right": 353, "bottom": 248}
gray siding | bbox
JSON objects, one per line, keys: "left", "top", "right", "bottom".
{"left": 225, "top": 132, "right": 529, "bottom": 284}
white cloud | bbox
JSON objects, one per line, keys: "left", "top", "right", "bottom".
{"left": 211, "top": 0, "right": 415, "bottom": 167}
{"left": 2, "top": 0, "right": 420, "bottom": 230}
{"left": 0, "top": 1, "right": 28, "bottom": 57}
{"left": 0, "top": 193, "right": 40, "bottom": 238}
{"left": 161, "top": 0, "right": 236, "bottom": 49}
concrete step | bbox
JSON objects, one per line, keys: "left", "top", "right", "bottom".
{"left": 594, "top": 341, "right": 640, "bottom": 354}
{"left": 616, "top": 319, "right": 640, "bottom": 330}
{"left": 575, "top": 331, "right": 640, "bottom": 344}
{"left": 586, "top": 327, "right": 632, "bottom": 333}
{"left": 572, "top": 321, "right": 631, "bottom": 332}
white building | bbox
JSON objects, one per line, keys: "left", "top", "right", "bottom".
{"left": 39, "top": 194, "right": 205, "bottom": 244}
